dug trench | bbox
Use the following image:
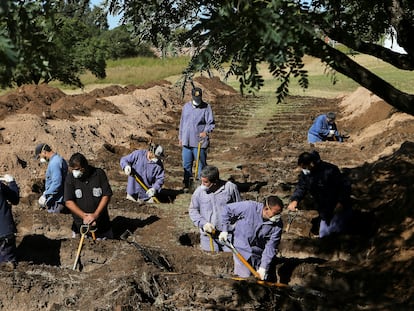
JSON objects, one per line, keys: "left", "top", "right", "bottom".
{"left": 0, "top": 77, "right": 414, "bottom": 310}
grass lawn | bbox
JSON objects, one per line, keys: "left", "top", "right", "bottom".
{"left": 225, "top": 54, "right": 414, "bottom": 99}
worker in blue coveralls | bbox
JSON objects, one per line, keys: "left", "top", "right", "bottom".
{"left": 35, "top": 143, "right": 68, "bottom": 213}
{"left": 189, "top": 165, "right": 241, "bottom": 252}
{"left": 287, "top": 151, "right": 353, "bottom": 238}
{"left": 219, "top": 196, "right": 284, "bottom": 282}
{"left": 179, "top": 87, "right": 215, "bottom": 192}
{"left": 308, "top": 112, "right": 343, "bottom": 143}
{"left": 120, "top": 143, "right": 165, "bottom": 204}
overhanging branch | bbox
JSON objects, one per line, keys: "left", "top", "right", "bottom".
{"left": 308, "top": 40, "right": 414, "bottom": 116}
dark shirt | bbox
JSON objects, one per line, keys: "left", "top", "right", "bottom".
{"left": 64, "top": 166, "right": 112, "bottom": 233}
{"left": 290, "top": 161, "right": 351, "bottom": 221}
{"left": 0, "top": 181, "right": 19, "bottom": 238}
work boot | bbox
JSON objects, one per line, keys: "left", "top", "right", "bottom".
{"left": 183, "top": 178, "right": 196, "bottom": 194}
{"left": 126, "top": 194, "right": 137, "bottom": 202}
{"left": 126, "top": 194, "right": 145, "bottom": 205}
{"left": 183, "top": 179, "right": 191, "bottom": 193}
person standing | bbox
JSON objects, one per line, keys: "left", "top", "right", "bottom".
{"left": 179, "top": 87, "right": 215, "bottom": 191}
{"left": 64, "top": 153, "right": 113, "bottom": 239}
{"left": 0, "top": 174, "right": 19, "bottom": 266}
{"left": 189, "top": 165, "right": 241, "bottom": 252}
{"left": 287, "top": 151, "right": 353, "bottom": 238}
{"left": 35, "top": 143, "right": 68, "bottom": 213}
{"left": 219, "top": 196, "right": 284, "bottom": 281}
{"left": 120, "top": 143, "right": 165, "bottom": 203}
{"left": 308, "top": 112, "right": 343, "bottom": 143}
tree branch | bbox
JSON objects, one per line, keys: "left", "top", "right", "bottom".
{"left": 308, "top": 40, "right": 414, "bottom": 115}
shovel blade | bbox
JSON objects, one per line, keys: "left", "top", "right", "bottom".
{"left": 120, "top": 229, "right": 132, "bottom": 241}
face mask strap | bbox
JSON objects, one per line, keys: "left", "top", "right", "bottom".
{"left": 39, "top": 144, "right": 47, "bottom": 158}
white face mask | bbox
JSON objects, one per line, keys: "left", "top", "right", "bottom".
{"left": 192, "top": 99, "right": 201, "bottom": 107}
{"left": 40, "top": 158, "right": 47, "bottom": 164}
{"left": 150, "top": 158, "right": 158, "bottom": 163}
{"left": 302, "top": 169, "right": 311, "bottom": 175}
{"left": 199, "top": 185, "right": 210, "bottom": 191}
{"left": 72, "top": 170, "right": 83, "bottom": 179}
{"left": 268, "top": 214, "right": 281, "bottom": 222}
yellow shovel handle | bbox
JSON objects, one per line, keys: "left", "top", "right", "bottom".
{"left": 209, "top": 235, "right": 214, "bottom": 252}
{"left": 226, "top": 241, "right": 261, "bottom": 279}
{"left": 132, "top": 173, "right": 160, "bottom": 204}
{"left": 234, "top": 252, "right": 261, "bottom": 279}
{"left": 72, "top": 233, "right": 85, "bottom": 270}
{"left": 194, "top": 141, "right": 202, "bottom": 179}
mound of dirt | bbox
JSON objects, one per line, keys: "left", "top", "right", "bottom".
{"left": 338, "top": 87, "right": 396, "bottom": 129}
{"left": 337, "top": 87, "right": 414, "bottom": 160}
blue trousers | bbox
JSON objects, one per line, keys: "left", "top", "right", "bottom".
{"left": 182, "top": 146, "right": 207, "bottom": 185}
{"left": 319, "top": 207, "right": 353, "bottom": 237}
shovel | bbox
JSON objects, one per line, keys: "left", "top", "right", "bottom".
{"left": 131, "top": 169, "right": 160, "bottom": 204}
{"left": 120, "top": 230, "right": 172, "bottom": 271}
{"left": 222, "top": 239, "right": 287, "bottom": 287}
{"left": 222, "top": 239, "right": 262, "bottom": 279}
{"left": 72, "top": 224, "right": 90, "bottom": 270}
{"left": 285, "top": 210, "right": 299, "bottom": 233}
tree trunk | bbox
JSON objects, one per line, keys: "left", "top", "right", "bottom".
{"left": 309, "top": 40, "right": 414, "bottom": 116}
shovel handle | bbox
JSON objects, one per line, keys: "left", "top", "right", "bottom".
{"left": 132, "top": 172, "right": 160, "bottom": 203}
{"left": 225, "top": 240, "right": 261, "bottom": 279}
{"left": 194, "top": 141, "right": 202, "bottom": 179}
{"left": 72, "top": 233, "right": 86, "bottom": 270}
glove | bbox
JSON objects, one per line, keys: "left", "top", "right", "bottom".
{"left": 146, "top": 188, "right": 156, "bottom": 197}
{"left": 38, "top": 195, "right": 47, "bottom": 208}
{"left": 257, "top": 267, "right": 266, "bottom": 280}
{"left": 218, "top": 231, "right": 228, "bottom": 243}
{"left": 327, "top": 129, "right": 335, "bottom": 137}
{"left": 124, "top": 165, "right": 132, "bottom": 175}
{"left": 202, "top": 222, "right": 215, "bottom": 234}
{"left": 0, "top": 174, "right": 14, "bottom": 183}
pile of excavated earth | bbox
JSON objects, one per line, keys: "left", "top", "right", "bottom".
{"left": 0, "top": 76, "right": 413, "bottom": 310}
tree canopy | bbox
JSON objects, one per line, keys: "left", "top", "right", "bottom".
{"left": 0, "top": 0, "right": 108, "bottom": 88}
{"left": 108, "top": 0, "right": 414, "bottom": 115}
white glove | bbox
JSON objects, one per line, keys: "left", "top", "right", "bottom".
{"left": 257, "top": 267, "right": 266, "bottom": 280}
{"left": 38, "top": 195, "right": 47, "bottom": 207}
{"left": 0, "top": 174, "right": 14, "bottom": 183}
{"left": 202, "top": 222, "right": 215, "bottom": 233}
{"left": 146, "top": 188, "right": 156, "bottom": 197}
{"left": 327, "top": 129, "right": 335, "bottom": 137}
{"left": 218, "top": 231, "right": 228, "bottom": 243}
{"left": 124, "top": 165, "right": 132, "bottom": 175}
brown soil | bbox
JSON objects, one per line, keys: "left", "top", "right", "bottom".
{"left": 0, "top": 77, "right": 414, "bottom": 310}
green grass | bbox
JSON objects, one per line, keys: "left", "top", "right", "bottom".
{"left": 226, "top": 54, "right": 414, "bottom": 99}
{"left": 50, "top": 56, "right": 191, "bottom": 91}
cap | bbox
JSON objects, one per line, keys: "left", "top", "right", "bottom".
{"left": 326, "top": 112, "right": 336, "bottom": 120}
{"left": 35, "top": 143, "right": 50, "bottom": 159}
{"left": 192, "top": 87, "right": 202, "bottom": 105}
{"left": 154, "top": 145, "right": 165, "bottom": 158}
{"left": 149, "top": 143, "right": 165, "bottom": 158}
